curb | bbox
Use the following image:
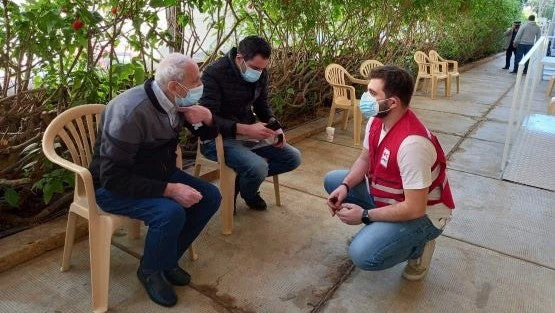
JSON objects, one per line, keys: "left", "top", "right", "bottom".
{"left": 0, "top": 217, "right": 88, "bottom": 273}
{"left": 459, "top": 52, "right": 504, "bottom": 73}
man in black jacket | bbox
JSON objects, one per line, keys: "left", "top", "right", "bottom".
{"left": 89, "top": 53, "right": 221, "bottom": 307}
{"left": 200, "top": 36, "right": 302, "bottom": 210}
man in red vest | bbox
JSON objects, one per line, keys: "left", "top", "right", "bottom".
{"left": 324, "top": 65, "right": 455, "bottom": 280}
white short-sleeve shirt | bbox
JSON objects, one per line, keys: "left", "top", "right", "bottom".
{"left": 363, "top": 118, "right": 451, "bottom": 228}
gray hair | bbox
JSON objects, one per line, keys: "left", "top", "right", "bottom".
{"left": 154, "top": 53, "right": 193, "bottom": 90}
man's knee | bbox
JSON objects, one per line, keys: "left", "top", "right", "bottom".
{"left": 151, "top": 200, "right": 186, "bottom": 229}
{"left": 243, "top": 158, "right": 269, "bottom": 180}
{"left": 348, "top": 242, "right": 389, "bottom": 271}
{"left": 285, "top": 146, "right": 302, "bottom": 171}
{"left": 201, "top": 183, "right": 222, "bottom": 213}
{"left": 323, "top": 170, "right": 348, "bottom": 193}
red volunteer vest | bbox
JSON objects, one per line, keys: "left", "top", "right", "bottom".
{"left": 367, "top": 110, "right": 455, "bottom": 209}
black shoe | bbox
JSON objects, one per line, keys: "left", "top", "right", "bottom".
{"left": 502, "top": 67, "right": 509, "bottom": 69}
{"left": 163, "top": 266, "right": 191, "bottom": 286}
{"left": 245, "top": 193, "right": 267, "bottom": 211}
{"left": 510, "top": 71, "right": 517, "bottom": 74}
{"left": 137, "top": 267, "right": 177, "bottom": 307}
{"left": 522, "top": 71, "right": 527, "bottom": 75}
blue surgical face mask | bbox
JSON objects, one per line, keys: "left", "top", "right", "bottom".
{"left": 241, "top": 59, "right": 263, "bottom": 82}
{"left": 175, "top": 83, "right": 203, "bottom": 107}
{"left": 359, "top": 92, "right": 392, "bottom": 118}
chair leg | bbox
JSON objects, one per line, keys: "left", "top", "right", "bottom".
{"left": 193, "top": 163, "right": 202, "bottom": 177}
{"left": 61, "top": 211, "right": 78, "bottom": 272}
{"left": 341, "top": 109, "right": 350, "bottom": 130}
{"left": 546, "top": 77, "right": 555, "bottom": 97}
{"left": 127, "top": 219, "right": 140, "bottom": 240}
{"left": 353, "top": 106, "right": 362, "bottom": 146}
{"left": 431, "top": 77, "right": 437, "bottom": 100}
{"left": 272, "top": 175, "right": 281, "bottom": 206}
{"left": 422, "top": 78, "right": 430, "bottom": 95}
{"left": 414, "top": 76, "right": 420, "bottom": 92}
{"left": 456, "top": 76, "right": 460, "bottom": 93}
{"left": 327, "top": 105, "right": 336, "bottom": 127}
{"left": 445, "top": 77, "right": 451, "bottom": 98}
{"left": 549, "top": 97, "right": 555, "bottom": 115}
{"left": 220, "top": 167, "right": 235, "bottom": 235}
{"left": 188, "top": 243, "right": 198, "bottom": 261}
{"left": 89, "top": 220, "right": 113, "bottom": 313}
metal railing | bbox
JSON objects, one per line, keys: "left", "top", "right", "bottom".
{"left": 501, "top": 36, "right": 549, "bottom": 173}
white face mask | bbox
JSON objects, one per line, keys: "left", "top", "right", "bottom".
{"left": 175, "top": 83, "right": 203, "bottom": 107}
{"left": 241, "top": 59, "right": 262, "bottom": 82}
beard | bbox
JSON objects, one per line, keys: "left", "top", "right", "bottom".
{"left": 375, "top": 100, "right": 391, "bottom": 119}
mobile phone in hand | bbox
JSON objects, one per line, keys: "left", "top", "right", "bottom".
{"left": 265, "top": 118, "right": 284, "bottom": 144}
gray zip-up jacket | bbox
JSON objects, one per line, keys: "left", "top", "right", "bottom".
{"left": 514, "top": 21, "right": 541, "bottom": 46}
{"left": 89, "top": 78, "right": 218, "bottom": 198}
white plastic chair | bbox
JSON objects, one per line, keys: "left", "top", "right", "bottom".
{"left": 414, "top": 51, "right": 450, "bottom": 99}
{"left": 429, "top": 50, "right": 460, "bottom": 95}
{"left": 42, "top": 104, "right": 196, "bottom": 313}
{"left": 194, "top": 135, "right": 281, "bottom": 235}
{"left": 325, "top": 64, "right": 368, "bottom": 146}
{"left": 359, "top": 59, "right": 384, "bottom": 78}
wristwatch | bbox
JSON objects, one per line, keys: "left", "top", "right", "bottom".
{"left": 361, "top": 209, "right": 372, "bottom": 225}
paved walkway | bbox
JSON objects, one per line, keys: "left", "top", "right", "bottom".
{"left": 0, "top": 55, "right": 553, "bottom": 313}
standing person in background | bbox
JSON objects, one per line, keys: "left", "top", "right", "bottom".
{"left": 503, "top": 21, "right": 520, "bottom": 70}
{"left": 512, "top": 15, "right": 542, "bottom": 74}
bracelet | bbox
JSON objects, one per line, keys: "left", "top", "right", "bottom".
{"left": 340, "top": 182, "right": 350, "bottom": 193}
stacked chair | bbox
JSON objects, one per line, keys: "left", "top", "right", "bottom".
{"left": 414, "top": 51, "right": 450, "bottom": 99}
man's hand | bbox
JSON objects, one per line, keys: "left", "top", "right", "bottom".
{"left": 178, "top": 105, "right": 213, "bottom": 126}
{"left": 163, "top": 183, "right": 203, "bottom": 208}
{"left": 272, "top": 130, "right": 286, "bottom": 148}
{"left": 326, "top": 184, "right": 349, "bottom": 216}
{"left": 336, "top": 203, "right": 364, "bottom": 225}
{"left": 237, "top": 122, "right": 276, "bottom": 140}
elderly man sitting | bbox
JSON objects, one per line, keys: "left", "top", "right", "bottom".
{"left": 89, "top": 53, "right": 221, "bottom": 307}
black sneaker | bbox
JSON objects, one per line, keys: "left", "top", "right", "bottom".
{"left": 502, "top": 67, "right": 509, "bottom": 69}
{"left": 163, "top": 266, "right": 191, "bottom": 286}
{"left": 245, "top": 193, "right": 267, "bottom": 210}
{"left": 137, "top": 267, "right": 177, "bottom": 307}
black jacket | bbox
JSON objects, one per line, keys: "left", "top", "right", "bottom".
{"left": 89, "top": 78, "right": 218, "bottom": 198}
{"left": 200, "top": 47, "right": 274, "bottom": 138}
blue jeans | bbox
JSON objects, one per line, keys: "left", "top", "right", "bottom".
{"left": 514, "top": 44, "right": 533, "bottom": 72}
{"left": 324, "top": 170, "right": 442, "bottom": 271}
{"left": 202, "top": 139, "right": 301, "bottom": 202}
{"left": 95, "top": 169, "right": 221, "bottom": 273}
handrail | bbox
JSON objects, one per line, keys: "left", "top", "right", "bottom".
{"left": 501, "top": 36, "right": 549, "bottom": 173}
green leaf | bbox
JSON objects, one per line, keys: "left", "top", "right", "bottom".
{"left": 178, "top": 15, "right": 189, "bottom": 27}
{"left": 4, "top": 188, "right": 20, "bottom": 207}
{"left": 133, "top": 65, "right": 145, "bottom": 86}
{"left": 149, "top": 0, "right": 178, "bottom": 8}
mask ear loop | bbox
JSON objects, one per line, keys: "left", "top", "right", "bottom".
{"left": 172, "top": 82, "right": 190, "bottom": 103}
{"left": 377, "top": 98, "right": 393, "bottom": 114}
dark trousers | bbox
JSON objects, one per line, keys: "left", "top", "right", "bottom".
{"left": 95, "top": 169, "right": 221, "bottom": 273}
{"left": 514, "top": 44, "right": 534, "bottom": 73}
{"left": 505, "top": 45, "right": 516, "bottom": 68}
